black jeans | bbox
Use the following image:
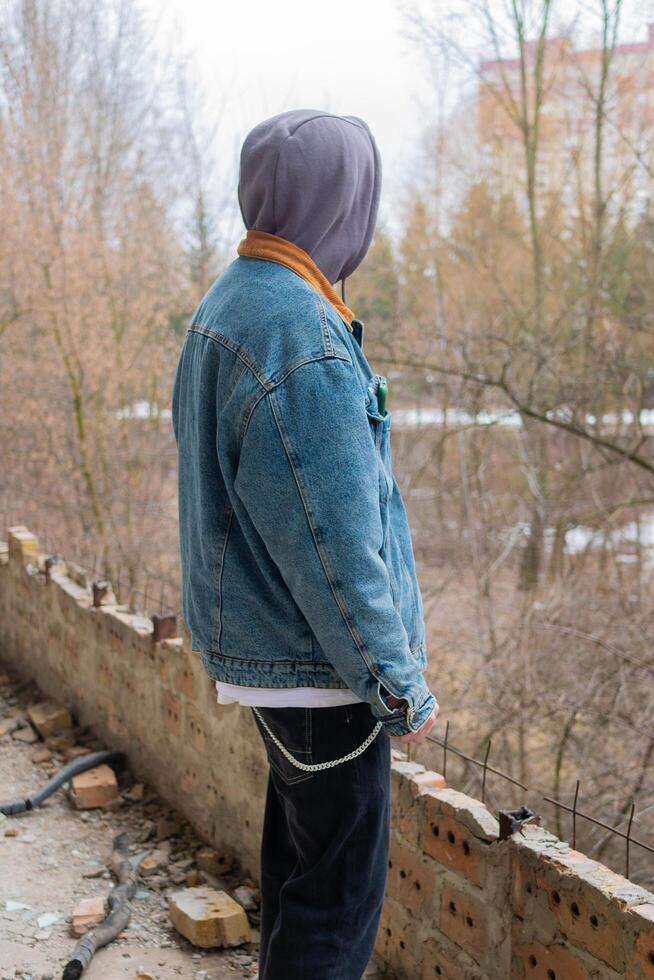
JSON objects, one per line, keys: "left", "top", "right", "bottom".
{"left": 250, "top": 701, "right": 391, "bottom": 980}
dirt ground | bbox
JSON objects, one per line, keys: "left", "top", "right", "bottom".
{"left": 0, "top": 667, "right": 385, "bottom": 980}
{"left": 0, "top": 668, "right": 262, "bottom": 980}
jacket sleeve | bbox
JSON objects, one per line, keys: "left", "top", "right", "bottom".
{"left": 233, "top": 352, "right": 437, "bottom": 736}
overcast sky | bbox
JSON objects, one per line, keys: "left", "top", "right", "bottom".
{"left": 140, "top": 0, "right": 653, "bottom": 238}
{"left": 142, "top": 0, "right": 432, "bottom": 226}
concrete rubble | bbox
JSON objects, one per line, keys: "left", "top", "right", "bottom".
{"left": 0, "top": 668, "right": 262, "bottom": 979}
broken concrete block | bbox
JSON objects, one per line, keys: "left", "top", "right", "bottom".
{"left": 31, "top": 747, "right": 53, "bottom": 764}
{"left": 196, "top": 846, "right": 234, "bottom": 876}
{"left": 70, "top": 764, "right": 118, "bottom": 809}
{"left": 27, "top": 701, "right": 73, "bottom": 739}
{"left": 71, "top": 896, "right": 107, "bottom": 936}
{"left": 168, "top": 887, "right": 250, "bottom": 948}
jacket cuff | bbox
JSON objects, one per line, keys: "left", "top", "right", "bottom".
{"left": 377, "top": 689, "right": 437, "bottom": 738}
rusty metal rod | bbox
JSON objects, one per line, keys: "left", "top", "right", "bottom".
{"left": 425, "top": 731, "right": 529, "bottom": 791}
{"left": 541, "top": 795, "right": 654, "bottom": 855}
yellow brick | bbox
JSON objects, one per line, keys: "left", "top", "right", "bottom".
{"left": 27, "top": 701, "right": 73, "bottom": 738}
{"left": 7, "top": 526, "right": 38, "bottom": 564}
{"left": 168, "top": 887, "right": 250, "bottom": 948}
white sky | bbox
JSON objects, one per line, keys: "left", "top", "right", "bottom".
{"left": 141, "top": 0, "right": 654, "bottom": 239}
{"left": 143, "top": 0, "right": 432, "bottom": 227}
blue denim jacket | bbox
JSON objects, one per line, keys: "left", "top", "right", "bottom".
{"left": 171, "top": 255, "right": 436, "bottom": 736}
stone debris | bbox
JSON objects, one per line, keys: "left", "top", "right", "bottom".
{"left": 26, "top": 701, "right": 72, "bottom": 739}
{"left": 139, "top": 845, "right": 170, "bottom": 876}
{"left": 70, "top": 763, "right": 119, "bottom": 809}
{"left": 168, "top": 887, "right": 251, "bottom": 948}
{"left": 36, "top": 911, "right": 64, "bottom": 929}
{"left": 81, "top": 865, "right": 106, "bottom": 878}
{"left": 233, "top": 886, "right": 259, "bottom": 912}
{"left": 45, "top": 731, "right": 76, "bottom": 753}
{"left": 1, "top": 710, "right": 28, "bottom": 735}
{"left": 0, "top": 669, "right": 263, "bottom": 977}
{"left": 11, "top": 726, "right": 39, "bottom": 744}
{"left": 156, "top": 816, "right": 182, "bottom": 841}
{"left": 71, "top": 895, "right": 107, "bottom": 935}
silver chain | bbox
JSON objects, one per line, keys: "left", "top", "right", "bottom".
{"left": 252, "top": 706, "right": 382, "bottom": 772}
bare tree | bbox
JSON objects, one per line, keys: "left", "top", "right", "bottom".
{"left": 0, "top": 0, "right": 232, "bottom": 598}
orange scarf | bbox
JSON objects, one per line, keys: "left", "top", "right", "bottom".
{"left": 237, "top": 229, "right": 355, "bottom": 332}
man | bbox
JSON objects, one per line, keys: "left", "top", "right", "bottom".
{"left": 172, "top": 108, "right": 439, "bottom": 980}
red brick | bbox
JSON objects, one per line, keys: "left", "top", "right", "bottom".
{"left": 632, "top": 904, "right": 654, "bottom": 979}
{"left": 180, "top": 766, "right": 199, "bottom": 792}
{"left": 71, "top": 896, "right": 106, "bottom": 936}
{"left": 393, "top": 766, "right": 447, "bottom": 849}
{"left": 375, "top": 901, "right": 394, "bottom": 963}
{"left": 423, "top": 809, "right": 482, "bottom": 886}
{"left": 71, "top": 764, "right": 118, "bottom": 809}
{"left": 98, "top": 661, "right": 113, "bottom": 689}
{"left": 421, "top": 936, "right": 466, "bottom": 980}
{"left": 512, "top": 854, "right": 537, "bottom": 918}
{"left": 387, "top": 837, "right": 435, "bottom": 912}
{"left": 174, "top": 664, "right": 197, "bottom": 700}
{"left": 185, "top": 705, "right": 207, "bottom": 753}
{"left": 376, "top": 902, "right": 422, "bottom": 978}
{"left": 439, "top": 882, "right": 486, "bottom": 961}
{"left": 163, "top": 690, "right": 181, "bottom": 735}
{"left": 384, "top": 914, "right": 421, "bottom": 977}
{"left": 513, "top": 938, "right": 589, "bottom": 980}
{"left": 536, "top": 873, "right": 624, "bottom": 973}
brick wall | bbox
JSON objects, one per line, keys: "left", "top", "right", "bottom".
{"left": 2, "top": 526, "right": 654, "bottom": 979}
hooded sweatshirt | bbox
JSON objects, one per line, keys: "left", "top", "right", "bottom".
{"left": 237, "top": 108, "right": 382, "bottom": 289}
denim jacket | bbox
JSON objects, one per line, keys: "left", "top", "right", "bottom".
{"left": 171, "top": 253, "right": 437, "bottom": 736}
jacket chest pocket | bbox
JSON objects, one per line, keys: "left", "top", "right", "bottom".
{"left": 365, "top": 386, "right": 393, "bottom": 503}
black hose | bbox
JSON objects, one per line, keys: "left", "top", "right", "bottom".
{"left": 0, "top": 750, "right": 126, "bottom": 815}
{"left": 63, "top": 832, "right": 137, "bottom": 979}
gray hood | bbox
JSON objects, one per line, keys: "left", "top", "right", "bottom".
{"left": 237, "top": 108, "right": 382, "bottom": 285}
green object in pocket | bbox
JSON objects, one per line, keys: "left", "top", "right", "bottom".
{"left": 377, "top": 376, "right": 388, "bottom": 416}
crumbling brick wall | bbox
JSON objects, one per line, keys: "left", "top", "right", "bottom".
{"left": 384, "top": 757, "right": 654, "bottom": 978}
{"left": 1, "top": 526, "right": 653, "bottom": 979}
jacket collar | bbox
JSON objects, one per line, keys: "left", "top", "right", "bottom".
{"left": 237, "top": 229, "right": 355, "bottom": 332}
